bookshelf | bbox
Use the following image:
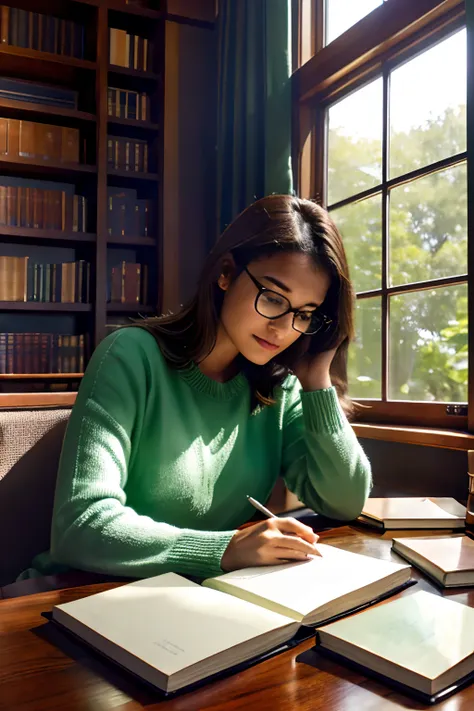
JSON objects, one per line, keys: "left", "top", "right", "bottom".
{"left": 0, "top": 0, "right": 164, "bottom": 404}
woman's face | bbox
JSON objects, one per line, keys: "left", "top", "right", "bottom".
{"left": 219, "top": 252, "right": 331, "bottom": 365}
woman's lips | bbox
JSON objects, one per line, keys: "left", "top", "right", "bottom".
{"left": 253, "top": 335, "right": 279, "bottom": 351}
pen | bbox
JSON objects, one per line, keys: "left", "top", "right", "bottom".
{"left": 246, "top": 495, "right": 276, "bottom": 519}
{"left": 246, "top": 495, "right": 322, "bottom": 557}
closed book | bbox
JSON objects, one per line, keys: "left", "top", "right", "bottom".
{"left": 0, "top": 6, "right": 8, "bottom": 45}
{"left": 52, "top": 546, "right": 411, "bottom": 695}
{"left": 61, "top": 127, "right": 80, "bottom": 163}
{"left": 358, "top": 497, "right": 466, "bottom": 530}
{"left": 0, "top": 118, "right": 7, "bottom": 155}
{"left": 392, "top": 534, "right": 474, "bottom": 587}
{"left": 314, "top": 590, "right": 474, "bottom": 703}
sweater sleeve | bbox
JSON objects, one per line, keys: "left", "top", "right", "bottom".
{"left": 280, "top": 379, "right": 372, "bottom": 521}
{"left": 50, "top": 330, "right": 235, "bottom": 580}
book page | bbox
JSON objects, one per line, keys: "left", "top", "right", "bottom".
{"left": 394, "top": 535, "right": 474, "bottom": 573}
{"left": 204, "top": 544, "right": 409, "bottom": 620}
{"left": 53, "top": 573, "right": 297, "bottom": 676}
{"left": 318, "top": 590, "right": 474, "bottom": 680}
{"left": 362, "top": 497, "right": 464, "bottom": 522}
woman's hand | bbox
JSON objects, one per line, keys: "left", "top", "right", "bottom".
{"left": 220, "top": 518, "right": 320, "bottom": 571}
{"left": 293, "top": 345, "right": 338, "bottom": 392}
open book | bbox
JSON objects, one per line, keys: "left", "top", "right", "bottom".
{"left": 51, "top": 544, "right": 411, "bottom": 694}
{"left": 315, "top": 590, "right": 474, "bottom": 703}
{"left": 392, "top": 534, "right": 474, "bottom": 587}
{"left": 358, "top": 497, "right": 466, "bottom": 529}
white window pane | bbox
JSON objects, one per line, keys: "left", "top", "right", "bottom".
{"left": 390, "top": 29, "right": 466, "bottom": 178}
{"left": 326, "top": 0, "right": 383, "bottom": 45}
{"left": 327, "top": 78, "right": 383, "bottom": 205}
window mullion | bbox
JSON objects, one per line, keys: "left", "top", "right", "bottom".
{"left": 381, "top": 64, "right": 389, "bottom": 402}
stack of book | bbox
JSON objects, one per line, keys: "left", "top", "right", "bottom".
{"left": 0, "top": 332, "right": 87, "bottom": 374}
{"left": 110, "top": 261, "right": 148, "bottom": 305}
{"left": 0, "top": 178, "right": 87, "bottom": 232}
{"left": 108, "top": 87, "right": 150, "bottom": 122}
{"left": 0, "top": 256, "right": 90, "bottom": 303}
{"left": 0, "top": 6, "right": 85, "bottom": 58}
{"left": 0, "top": 118, "right": 80, "bottom": 163}
{"left": 109, "top": 28, "right": 150, "bottom": 70}
{"left": 0, "top": 77, "right": 78, "bottom": 110}
{"left": 107, "top": 136, "right": 148, "bottom": 173}
{"left": 108, "top": 187, "right": 150, "bottom": 238}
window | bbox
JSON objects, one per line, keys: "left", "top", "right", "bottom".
{"left": 325, "top": 0, "right": 384, "bottom": 45}
{"left": 295, "top": 0, "right": 470, "bottom": 430}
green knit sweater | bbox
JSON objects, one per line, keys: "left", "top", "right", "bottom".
{"left": 26, "top": 327, "right": 371, "bottom": 581}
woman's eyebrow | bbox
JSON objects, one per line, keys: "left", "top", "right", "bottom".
{"left": 262, "top": 275, "right": 318, "bottom": 308}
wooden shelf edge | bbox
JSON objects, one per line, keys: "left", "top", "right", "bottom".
{"left": 107, "top": 168, "right": 159, "bottom": 181}
{"left": 0, "top": 45, "right": 96, "bottom": 71}
{"left": 0, "top": 392, "right": 77, "bottom": 409}
{"left": 107, "top": 236, "right": 155, "bottom": 246}
{"left": 352, "top": 423, "right": 474, "bottom": 450}
{"left": 107, "top": 303, "right": 154, "bottom": 313}
{"left": 0, "top": 226, "right": 96, "bottom": 242}
{"left": 107, "top": 117, "right": 160, "bottom": 131}
{"left": 0, "top": 302, "right": 92, "bottom": 312}
{"left": 0, "top": 373, "right": 83, "bottom": 379}
{"left": 108, "top": 64, "right": 159, "bottom": 81}
{"left": 0, "top": 98, "right": 96, "bottom": 123}
{"left": 0, "top": 156, "right": 96, "bottom": 174}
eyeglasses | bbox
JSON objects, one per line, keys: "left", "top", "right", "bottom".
{"left": 244, "top": 267, "right": 333, "bottom": 336}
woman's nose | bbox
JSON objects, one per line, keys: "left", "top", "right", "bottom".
{"left": 269, "top": 312, "right": 294, "bottom": 335}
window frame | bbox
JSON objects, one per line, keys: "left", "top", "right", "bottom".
{"left": 293, "top": 0, "right": 472, "bottom": 431}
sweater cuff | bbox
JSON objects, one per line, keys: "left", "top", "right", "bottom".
{"left": 300, "top": 386, "right": 346, "bottom": 434}
{"left": 167, "top": 529, "right": 237, "bottom": 579}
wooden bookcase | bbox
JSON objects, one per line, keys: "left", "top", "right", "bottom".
{"left": 0, "top": 0, "right": 164, "bottom": 407}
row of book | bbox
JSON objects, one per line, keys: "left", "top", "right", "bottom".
{"left": 108, "top": 188, "right": 150, "bottom": 238}
{"left": 109, "top": 28, "right": 150, "bottom": 71}
{"left": 0, "top": 6, "right": 85, "bottom": 59}
{"left": 108, "top": 137, "right": 149, "bottom": 173}
{"left": 109, "top": 261, "right": 149, "bottom": 305}
{"left": 0, "top": 257, "right": 90, "bottom": 303}
{"left": 0, "top": 76, "right": 78, "bottom": 110}
{"left": 0, "top": 118, "right": 80, "bottom": 164}
{"left": 0, "top": 333, "right": 87, "bottom": 374}
{"left": 0, "top": 180, "right": 87, "bottom": 232}
{"left": 108, "top": 87, "right": 150, "bottom": 122}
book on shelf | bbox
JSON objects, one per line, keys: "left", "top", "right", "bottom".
{"left": 0, "top": 257, "right": 90, "bottom": 303}
{"left": 0, "top": 177, "right": 87, "bottom": 232}
{"left": 0, "top": 6, "right": 84, "bottom": 58}
{"left": 314, "top": 589, "right": 474, "bottom": 703}
{"left": 109, "top": 28, "right": 150, "bottom": 71}
{"left": 0, "top": 76, "right": 78, "bottom": 109}
{"left": 110, "top": 261, "right": 148, "bottom": 305}
{"left": 0, "top": 255, "right": 27, "bottom": 301}
{"left": 107, "top": 187, "right": 150, "bottom": 238}
{"left": 107, "top": 136, "right": 149, "bottom": 173}
{"left": 50, "top": 544, "right": 411, "bottom": 695}
{"left": 0, "top": 332, "right": 87, "bottom": 374}
{"left": 108, "top": 87, "right": 149, "bottom": 121}
{"left": 358, "top": 497, "right": 466, "bottom": 530}
{"left": 392, "top": 534, "right": 474, "bottom": 587}
{"left": 0, "top": 118, "right": 81, "bottom": 164}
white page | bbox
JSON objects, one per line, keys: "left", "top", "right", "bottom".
{"left": 205, "top": 544, "right": 409, "bottom": 618}
{"left": 318, "top": 590, "right": 474, "bottom": 680}
{"left": 53, "top": 573, "right": 296, "bottom": 676}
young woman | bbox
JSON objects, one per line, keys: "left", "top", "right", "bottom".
{"left": 23, "top": 195, "right": 371, "bottom": 582}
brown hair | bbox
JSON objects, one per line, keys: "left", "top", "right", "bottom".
{"left": 135, "top": 195, "right": 355, "bottom": 414}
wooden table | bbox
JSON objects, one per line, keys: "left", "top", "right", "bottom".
{"left": 2, "top": 525, "right": 474, "bottom": 711}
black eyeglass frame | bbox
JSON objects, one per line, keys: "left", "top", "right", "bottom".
{"left": 244, "top": 267, "right": 333, "bottom": 336}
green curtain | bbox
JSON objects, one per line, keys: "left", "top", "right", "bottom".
{"left": 217, "top": 0, "right": 293, "bottom": 233}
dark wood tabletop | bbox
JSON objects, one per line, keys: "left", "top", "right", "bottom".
{"left": 2, "top": 524, "right": 474, "bottom": 711}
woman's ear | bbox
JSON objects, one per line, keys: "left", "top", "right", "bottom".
{"left": 217, "top": 253, "right": 236, "bottom": 291}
